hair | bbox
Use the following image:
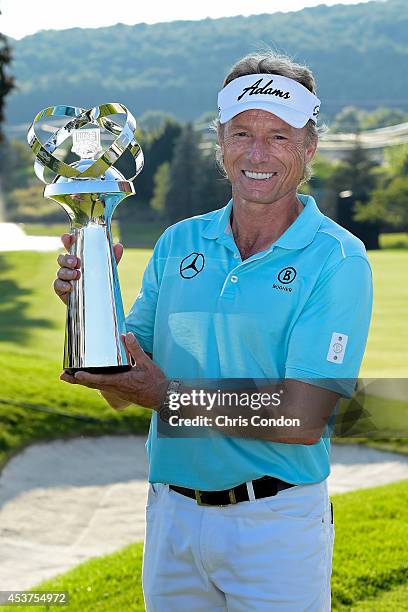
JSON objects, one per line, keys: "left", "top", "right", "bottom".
{"left": 214, "top": 51, "right": 327, "bottom": 185}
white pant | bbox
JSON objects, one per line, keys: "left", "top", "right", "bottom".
{"left": 142, "top": 479, "right": 334, "bottom": 611}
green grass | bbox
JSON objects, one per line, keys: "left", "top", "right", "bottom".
{"left": 0, "top": 249, "right": 150, "bottom": 356}
{"left": 20, "top": 543, "right": 145, "bottom": 612}
{"left": 361, "top": 250, "right": 408, "bottom": 378}
{"left": 340, "top": 250, "right": 408, "bottom": 455}
{"left": 22, "top": 221, "right": 165, "bottom": 248}
{"left": 379, "top": 232, "right": 408, "bottom": 250}
{"left": 23, "top": 225, "right": 408, "bottom": 251}
{"left": 21, "top": 223, "right": 70, "bottom": 237}
{"left": 333, "top": 392, "right": 408, "bottom": 456}
{"left": 1, "top": 248, "right": 407, "bottom": 611}
{"left": 13, "top": 480, "right": 408, "bottom": 611}
{"left": 0, "top": 249, "right": 407, "bottom": 472}
{"left": 351, "top": 584, "right": 408, "bottom": 611}
{"left": 22, "top": 222, "right": 121, "bottom": 244}
{"left": 331, "top": 480, "right": 408, "bottom": 610}
{"left": 1, "top": 248, "right": 405, "bottom": 376}
{"left": 0, "top": 352, "right": 152, "bottom": 474}
{"left": 0, "top": 249, "right": 153, "bottom": 472}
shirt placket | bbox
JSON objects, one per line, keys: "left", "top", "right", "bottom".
{"left": 217, "top": 235, "right": 275, "bottom": 299}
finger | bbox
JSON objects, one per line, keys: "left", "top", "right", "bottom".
{"left": 61, "top": 233, "right": 76, "bottom": 251}
{"left": 113, "top": 243, "right": 124, "bottom": 265}
{"left": 121, "top": 333, "right": 133, "bottom": 364}
{"left": 124, "top": 332, "right": 151, "bottom": 367}
{"left": 75, "top": 366, "right": 146, "bottom": 392}
{"left": 57, "top": 253, "right": 81, "bottom": 270}
{"left": 73, "top": 371, "right": 128, "bottom": 389}
{"left": 60, "top": 371, "right": 77, "bottom": 384}
{"left": 57, "top": 267, "right": 81, "bottom": 281}
{"left": 53, "top": 278, "right": 72, "bottom": 300}
{"left": 74, "top": 371, "right": 105, "bottom": 388}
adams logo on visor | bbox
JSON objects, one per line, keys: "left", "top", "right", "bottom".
{"left": 218, "top": 73, "right": 321, "bottom": 128}
{"left": 237, "top": 78, "right": 291, "bottom": 102}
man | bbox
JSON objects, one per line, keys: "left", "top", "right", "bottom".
{"left": 54, "top": 52, "right": 373, "bottom": 610}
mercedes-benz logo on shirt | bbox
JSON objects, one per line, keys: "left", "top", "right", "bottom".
{"left": 180, "top": 253, "right": 205, "bottom": 279}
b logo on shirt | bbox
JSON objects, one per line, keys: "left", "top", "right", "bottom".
{"left": 277, "top": 267, "right": 297, "bottom": 284}
{"left": 272, "top": 267, "right": 297, "bottom": 293}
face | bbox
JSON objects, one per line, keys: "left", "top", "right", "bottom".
{"left": 218, "top": 109, "right": 317, "bottom": 206}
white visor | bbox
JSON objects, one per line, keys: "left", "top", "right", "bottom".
{"left": 218, "top": 73, "right": 321, "bottom": 128}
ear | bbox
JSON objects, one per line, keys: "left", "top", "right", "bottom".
{"left": 304, "top": 135, "right": 318, "bottom": 164}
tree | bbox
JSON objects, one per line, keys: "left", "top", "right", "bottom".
{"left": 361, "top": 107, "right": 408, "bottom": 130}
{"left": 192, "top": 150, "right": 231, "bottom": 215}
{"left": 126, "top": 119, "right": 182, "bottom": 210}
{"left": 165, "top": 123, "right": 203, "bottom": 222}
{"left": 195, "top": 111, "right": 217, "bottom": 127}
{"left": 6, "top": 183, "right": 66, "bottom": 222}
{"left": 0, "top": 17, "right": 15, "bottom": 221}
{"left": 115, "top": 118, "right": 182, "bottom": 239}
{"left": 331, "top": 106, "right": 408, "bottom": 134}
{"left": 355, "top": 176, "right": 408, "bottom": 230}
{"left": 306, "top": 154, "right": 340, "bottom": 218}
{"left": 354, "top": 144, "right": 408, "bottom": 231}
{"left": 139, "top": 110, "right": 177, "bottom": 132}
{"left": 0, "top": 16, "right": 14, "bottom": 143}
{"left": 3, "top": 140, "right": 33, "bottom": 191}
{"left": 151, "top": 162, "right": 170, "bottom": 217}
{"left": 382, "top": 143, "right": 408, "bottom": 177}
{"left": 327, "top": 140, "right": 381, "bottom": 249}
{"left": 330, "top": 107, "right": 364, "bottom": 134}
{"left": 7, "top": 1, "right": 408, "bottom": 125}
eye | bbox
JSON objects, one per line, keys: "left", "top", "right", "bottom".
{"left": 273, "top": 135, "right": 287, "bottom": 141}
{"left": 233, "top": 131, "right": 249, "bottom": 137}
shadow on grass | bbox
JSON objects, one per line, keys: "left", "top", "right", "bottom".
{"left": 0, "top": 256, "right": 54, "bottom": 345}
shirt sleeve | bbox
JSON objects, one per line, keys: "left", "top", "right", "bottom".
{"left": 125, "top": 235, "right": 166, "bottom": 355}
{"left": 285, "top": 255, "right": 373, "bottom": 397}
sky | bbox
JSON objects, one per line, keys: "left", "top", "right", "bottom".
{"left": 1, "top": 0, "right": 374, "bottom": 40}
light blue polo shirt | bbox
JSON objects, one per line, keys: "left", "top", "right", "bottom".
{"left": 125, "top": 194, "right": 373, "bottom": 489}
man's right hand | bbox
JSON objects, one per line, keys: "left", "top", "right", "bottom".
{"left": 53, "top": 232, "right": 124, "bottom": 305}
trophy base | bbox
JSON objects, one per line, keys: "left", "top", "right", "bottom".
{"left": 65, "top": 365, "right": 132, "bottom": 375}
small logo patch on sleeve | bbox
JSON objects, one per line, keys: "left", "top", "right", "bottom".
{"left": 327, "top": 332, "right": 348, "bottom": 364}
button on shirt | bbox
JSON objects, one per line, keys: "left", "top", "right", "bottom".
{"left": 125, "top": 194, "right": 373, "bottom": 490}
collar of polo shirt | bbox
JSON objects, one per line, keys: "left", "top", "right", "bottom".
{"left": 201, "top": 194, "right": 324, "bottom": 250}
{"left": 218, "top": 74, "right": 321, "bottom": 128}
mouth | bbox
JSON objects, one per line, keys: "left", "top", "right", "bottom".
{"left": 242, "top": 170, "right": 278, "bottom": 180}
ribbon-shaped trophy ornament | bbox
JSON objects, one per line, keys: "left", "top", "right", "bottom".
{"left": 27, "top": 103, "right": 144, "bottom": 374}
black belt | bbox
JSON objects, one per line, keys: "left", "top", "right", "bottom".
{"left": 169, "top": 475, "right": 296, "bottom": 506}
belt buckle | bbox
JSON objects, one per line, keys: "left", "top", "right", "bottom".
{"left": 194, "top": 490, "right": 208, "bottom": 506}
{"left": 195, "top": 490, "right": 214, "bottom": 506}
{"left": 228, "top": 488, "right": 237, "bottom": 504}
{"left": 194, "top": 489, "right": 237, "bottom": 506}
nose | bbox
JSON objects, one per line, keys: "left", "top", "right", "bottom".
{"left": 247, "top": 137, "right": 269, "bottom": 164}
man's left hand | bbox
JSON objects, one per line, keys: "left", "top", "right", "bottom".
{"left": 60, "top": 332, "right": 169, "bottom": 410}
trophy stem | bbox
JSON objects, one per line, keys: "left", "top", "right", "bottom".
{"left": 63, "top": 220, "right": 131, "bottom": 374}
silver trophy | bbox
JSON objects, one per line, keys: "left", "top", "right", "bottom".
{"left": 27, "top": 103, "right": 144, "bottom": 374}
